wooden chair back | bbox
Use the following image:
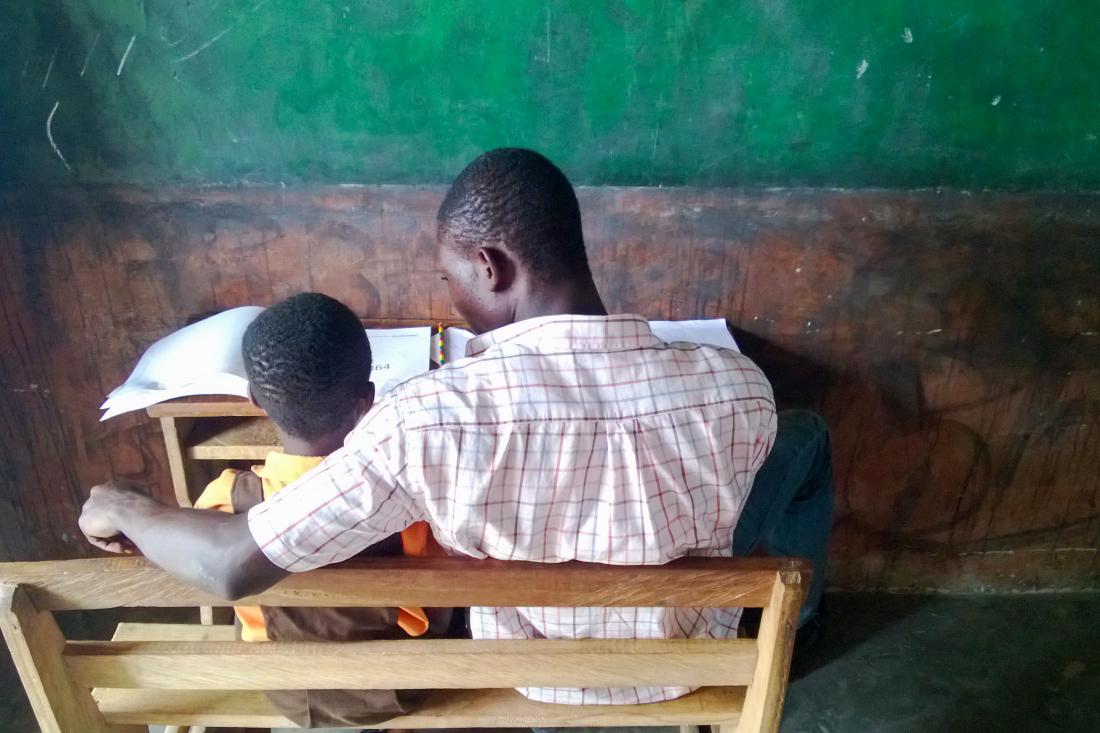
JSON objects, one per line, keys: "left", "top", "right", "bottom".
{"left": 0, "top": 556, "right": 807, "bottom": 733}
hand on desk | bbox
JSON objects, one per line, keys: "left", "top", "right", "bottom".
{"left": 78, "top": 481, "right": 147, "bottom": 554}
{"left": 77, "top": 478, "right": 287, "bottom": 600}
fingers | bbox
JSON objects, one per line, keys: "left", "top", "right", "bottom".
{"left": 84, "top": 534, "right": 136, "bottom": 555}
{"left": 85, "top": 535, "right": 123, "bottom": 554}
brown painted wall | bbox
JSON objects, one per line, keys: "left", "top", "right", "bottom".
{"left": 1, "top": 186, "right": 1097, "bottom": 590}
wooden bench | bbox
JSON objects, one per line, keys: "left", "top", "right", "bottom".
{"left": 0, "top": 555, "right": 808, "bottom": 733}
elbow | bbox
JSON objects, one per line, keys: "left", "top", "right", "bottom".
{"left": 196, "top": 562, "right": 251, "bottom": 602}
{"left": 221, "top": 575, "right": 254, "bottom": 603}
{"left": 196, "top": 555, "right": 262, "bottom": 602}
{"left": 211, "top": 515, "right": 285, "bottom": 601}
{"left": 218, "top": 546, "right": 287, "bottom": 601}
{"left": 218, "top": 561, "right": 275, "bottom": 601}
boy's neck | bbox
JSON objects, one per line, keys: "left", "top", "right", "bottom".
{"left": 276, "top": 427, "right": 344, "bottom": 458}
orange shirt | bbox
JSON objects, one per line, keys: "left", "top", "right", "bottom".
{"left": 194, "top": 451, "right": 439, "bottom": 641}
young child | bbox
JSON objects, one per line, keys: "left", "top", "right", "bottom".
{"left": 193, "top": 292, "right": 446, "bottom": 728}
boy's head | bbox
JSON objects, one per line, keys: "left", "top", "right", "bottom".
{"left": 242, "top": 292, "right": 373, "bottom": 443}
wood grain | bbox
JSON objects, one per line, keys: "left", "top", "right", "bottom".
{"left": 111, "top": 623, "right": 235, "bottom": 642}
{"left": 158, "top": 417, "right": 194, "bottom": 508}
{"left": 94, "top": 624, "right": 749, "bottom": 727}
{"left": 0, "top": 585, "right": 137, "bottom": 733}
{"left": 94, "top": 686, "right": 747, "bottom": 728}
{"left": 67, "top": 637, "right": 758, "bottom": 690}
{"left": 1, "top": 185, "right": 1097, "bottom": 590}
{"left": 147, "top": 400, "right": 265, "bottom": 418}
{"left": 184, "top": 416, "right": 280, "bottom": 461}
{"left": 735, "top": 571, "right": 804, "bottom": 733}
{"left": 0, "top": 556, "right": 807, "bottom": 611}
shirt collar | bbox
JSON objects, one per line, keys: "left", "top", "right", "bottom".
{"left": 255, "top": 451, "right": 325, "bottom": 483}
{"left": 466, "top": 314, "right": 660, "bottom": 357}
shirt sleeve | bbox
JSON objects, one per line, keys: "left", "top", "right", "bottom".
{"left": 246, "top": 397, "right": 422, "bottom": 572}
{"left": 193, "top": 469, "right": 239, "bottom": 513}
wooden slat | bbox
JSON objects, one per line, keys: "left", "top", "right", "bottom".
{"left": 111, "top": 623, "right": 235, "bottom": 642}
{"left": 0, "top": 556, "right": 810, "bottom": 612}
{"left": 95, "top": 686, "right": 746, "bottom": 728}
{"left": 0, "top": 585, "right": 138, "bottom": 733}
{"left": 95, "top": 688, "right": 294, "bottom": 728}
{"left": 733, "top": 571, "right": 804, "bottom": 733}
{"left": 67, "top": 637, "right": 757, "bottom": 690}
{"left": 184, "top": 416, "right": 280, "bottom": 460}
{"left": 158, "top": 417, "right": 195, "bottom": 508}
{"left": 147, "top": 400, "right": 265, "bottom": 418}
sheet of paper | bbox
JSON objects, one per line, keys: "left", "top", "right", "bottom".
{"left": 438, "top": 320, "right": 737, "bottom": 365}
{"left": 366, "top": 326, "right": 433, "bottom": 394}
{"left": 650, "top": 318, "right": 739, "bottom": 352}
{"left": 100, "top": 306, "right": 264, "bottom": 420}
{"left": 441, "top": 326, "right": 475, "bottom": 363}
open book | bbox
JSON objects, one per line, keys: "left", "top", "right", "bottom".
{"left": 101, "top": 307, "right": 431, "bottom": 420}
{"left": 101, "top": 309, "right": 738, "bottom": 420}
{"left": 440, "top": 318, "right": 739, "bottom": 362}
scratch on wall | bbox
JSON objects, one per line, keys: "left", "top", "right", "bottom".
{"left": 80, "top": 33, "right": 100, "bottom": 77}
{"left": 116, "top": 34, "right": 136, "bottom": 76}
{"left": 41, "top": 46, "right": 57, "bottom": 89}
{"left": 45, "top": 101, "right": 71, "bottom": 171}
{"left": 544, "top": 3, "right": 552, "bottom": 64}
{"left": 173, "top": 0, "right": 272, "bottom": 63}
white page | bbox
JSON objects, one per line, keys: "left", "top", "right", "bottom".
{"left": 100, "top": 306, "right": 265, "bottom": 420}
{"left": 100, "top": 374, "right": 251, "bottom": 420}
{"left": 441, "top": 326, "right": 475, "bottom": 363}
{"left": 650, "top": 318, "right": 739, "bottom": 352}
{"left": 438, "top": 320, "right": 737, "bottom": 364}
{"left": 366, "top": 326, "right": 432, "bottom": 394}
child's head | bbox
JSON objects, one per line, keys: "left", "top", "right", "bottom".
{"left": 242, "top": 292, "right": 373, "bottom": 443}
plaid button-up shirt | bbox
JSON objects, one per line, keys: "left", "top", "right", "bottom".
{"left": 249, "top": 314, "right": 776, "bottom": 704}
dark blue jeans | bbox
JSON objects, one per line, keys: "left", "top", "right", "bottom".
{"left": 732, "top": 409, "right": 834, "bottom": 625}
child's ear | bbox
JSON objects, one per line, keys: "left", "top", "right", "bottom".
{"left": 358, "top": 381, "right": 376, "bottom": 416}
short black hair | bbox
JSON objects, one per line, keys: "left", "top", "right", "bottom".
{"left": 437, "top": 148, "right": 591, "bottom": 283}
{"left": 242, "top": 292, "right": 370, "bottom": 439}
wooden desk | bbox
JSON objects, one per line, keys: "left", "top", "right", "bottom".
{"left": 147, "top": 399, "right": 275, "bottom": 509}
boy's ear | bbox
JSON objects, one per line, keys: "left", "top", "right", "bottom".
{"left": 358, "top": 380, "right": 376, "bottom": 415}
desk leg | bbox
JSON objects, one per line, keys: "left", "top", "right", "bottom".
{"left": 158, "top": 417, "right": 214, "bottom": 626}
{"left": 159, "top": 416, "right": 194, "bottom": 508}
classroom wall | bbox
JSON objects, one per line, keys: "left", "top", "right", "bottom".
{"left": 1, "top": 186, "right": 1098, "bottom": 591}
{"left": 1, "top": 2, "right": 1098, "bottom": 589}
{"left": 3, "top": 1, "right": 1099, "bottom": 189}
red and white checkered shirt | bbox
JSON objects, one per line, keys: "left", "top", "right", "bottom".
{"left": 249, "top": 314, "right": 776, "bottom": 704}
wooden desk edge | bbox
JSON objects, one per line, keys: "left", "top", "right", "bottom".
{"left": 147, "top": 400, "right": 266, "bottom": 418}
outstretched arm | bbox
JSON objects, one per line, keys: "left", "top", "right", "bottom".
{"left": 78, "top": 481, "right": 287, "bottom": 600}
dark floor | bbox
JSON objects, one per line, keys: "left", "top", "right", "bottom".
{"left": 2, "top": 594, "right": 1098, "bottom": 732}
{"left": 782, "top": 593, "right": 1100, "bottom": 732}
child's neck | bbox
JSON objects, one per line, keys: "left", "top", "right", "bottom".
{"left": 276, "top": 428, "right": 344, "bottom": 458}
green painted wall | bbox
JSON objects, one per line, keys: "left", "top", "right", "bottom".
{"left": 2, "top": 1, "right": 1098, "bottom": 189}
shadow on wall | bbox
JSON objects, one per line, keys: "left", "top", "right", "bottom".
{"left": 587, "top": 187, "right": 1100, "bottom": 591}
